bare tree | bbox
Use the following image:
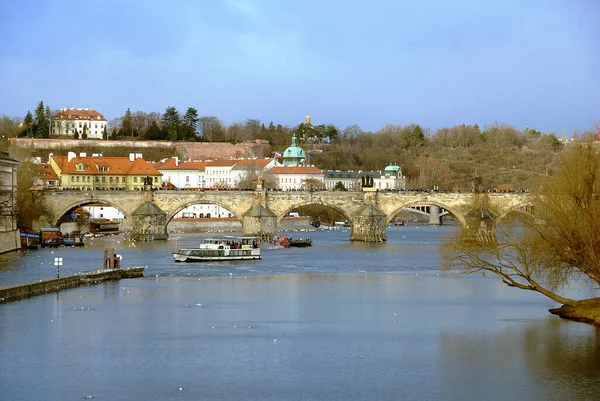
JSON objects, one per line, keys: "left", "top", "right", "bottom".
{"left": 445, "top": 143, "right": 600, "bottom": 308}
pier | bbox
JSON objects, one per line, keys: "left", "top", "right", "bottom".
{"left": 0, "top": 266, "right": 145, "bottom": 304}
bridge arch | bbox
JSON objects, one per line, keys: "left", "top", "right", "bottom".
{"left": 54, "top": 198, "right": 130, "bottom": 227}
{"left": 386, "top": 200, "right": 468, "bottom": 228}
{"left": 496, "top": 201, "right": 535, "bottom": 221}
{"left": 275, "top": 200, "right": 353, "bottom": 225}
{"left": 164, "top": 200, "right": 241, "bottom": 223}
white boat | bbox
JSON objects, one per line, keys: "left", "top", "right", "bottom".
{"left": 172, "top": 236, "right": 262, "bottom": 262}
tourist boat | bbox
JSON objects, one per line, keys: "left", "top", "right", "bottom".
{"left": 287, "top": 237, "right": 312, "bottom": 247}
{"left": 172, "top": 236, "right": 261, "bottom": 262}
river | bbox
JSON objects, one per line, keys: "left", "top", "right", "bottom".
{"left": 1, "top": 225, "right": 599, "bottom": 400}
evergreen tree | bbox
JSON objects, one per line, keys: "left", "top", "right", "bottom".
{"left": 102, "top": 126, "right": 108, "bottom": 140}
{"left": 161, "top": 106, "right": 180, "bottom": 140}
{"left": 122, "top": 108, "right": 133, "bottom": 138}
{"left": 109, "top": 129, "right": 118, "bottom": 140}
{"left": 268, "top": 121, "right": 276, "bottom": 133}
{"left": 44, "top": 106, "right": 51, "bottom": 138}
{"left": 82, "top": 123, "right": 88, "bottom": 139}
{"left": 34, "top": 101, "right": 49, "bottom": 138}
{"left": 73, "top": 129, "right": 79, "bottom": 139}
{"left": 182, "top": 107, "right": 199, "bottom": 140}
{"left": 146, "top": 121, "right": 163, "bottom": 140}
{"left": 23, "top": 111, "right": 33, "bottom": 127}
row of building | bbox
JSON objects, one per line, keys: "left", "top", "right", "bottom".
{"left": 38, "top": 133, "right": 406, "bottom": 192}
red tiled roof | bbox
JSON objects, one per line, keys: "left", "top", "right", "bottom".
{"left": 51, "top": 155, "right": 162, "bottom": 176}
{"left": 270, "top": 166, "right": 323, "bottom": 175}
{"left": 53, "top": 108, "right": 106, "bottom": 121}
{"left": 38, "top": 163, "right": 58, "bottom": 180}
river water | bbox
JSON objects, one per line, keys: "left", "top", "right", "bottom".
{"left": 1, "top": 225, "right": 599, "bottom": 400}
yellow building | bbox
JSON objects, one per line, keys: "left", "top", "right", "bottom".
{"left": 49, "top": 152, "right": 162, "bottom": 190}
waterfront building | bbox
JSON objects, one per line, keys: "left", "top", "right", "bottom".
{"left": 155, "top": 157, "right": 277, "bottom": 190}
{"left": 375, "top": 163, "right": 406, "bottom": 190}
{"left": 281, "top": 134, "right": 306, "bottom": 167}
{"left": 0, "top": 152, "right": 19, "bottom": 254}
{"left": 324, "top": 164, "right": 405, "bottom": 191}
{"left": 52, "top": 108, "right": 107, "bottom": 139}
{"left": 324, "top": 170, "right": 380, "bottom": 191}
{"left": 49, "top": 152, "right": 162, "bottom": 190}
{"left": 153, "top": 157, "right": 209, "bottom": 189}
{"left": 270, "top": 166, "right": 324, "bottom": 191}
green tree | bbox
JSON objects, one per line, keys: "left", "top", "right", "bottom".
{"left": 109, "top": 129, "right": 118, "bottom": 140}
{"left": 333, "top": 181, "right": 347, "bottom": 191}
{"left": 446, "top": 143, "right": 600, "bottom": 313}
{"left": 146, "top": 121, "right": 163, "bottom": 140}
{"left": 82, "top": 123, "right": 88, "bottom": 139}
{"left": 161, "top": 106, "right": 180, "bottom": 140}
{"left": 73, "top": 129, "right": 79, "bottom": 139}
{"left": 122, "top": 108, "right": 134, "bottom": 138}
{"left": 102, "top": 125, "right": 108, "bottom": 140}
{"left": 33, "top": 101, "right": 49, "bottom": 138}
{"left": 182, "top": 107, "right": 199, "bottom": 140}
{"left": 23, "top": 111, "right": 33, "bottom": 127}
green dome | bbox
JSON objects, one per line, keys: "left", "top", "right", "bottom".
{"left": 384, "top": 164, "right": 400, "bottom": 172}
{"left": 282, "top": 134, "right": 306, "bottom": 166}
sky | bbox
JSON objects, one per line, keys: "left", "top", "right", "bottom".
{"left": 0, "top": 0, "right": 598, "bottom": 134}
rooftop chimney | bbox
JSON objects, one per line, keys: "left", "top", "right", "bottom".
{"left": 129, "top": 153, "right": 135, "bottom": 162}
{"left": 67, "top": 152, "right": 76, "bottom": 162}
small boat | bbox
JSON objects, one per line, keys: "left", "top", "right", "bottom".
{"left": 173, "top": 236, "right": 261, "bottom": 262}
{"left": 287, "top": 237, "right": 312, "bottom": 247}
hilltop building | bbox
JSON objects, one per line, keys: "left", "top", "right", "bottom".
{"left": 52, "top": 108, "right": 107, "bottom": 139}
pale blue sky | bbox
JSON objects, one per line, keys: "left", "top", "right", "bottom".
{"left": 0, "top": 0, "right": 598, "bottom": 133}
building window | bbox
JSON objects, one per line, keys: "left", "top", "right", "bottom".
{"left": 122, "top": 177, "right": 125, "bottom": 183}
{"left": 102, "top": 177, "right": 106, "bottom": 183}
{"left": 186, "top": 176, "right": 189, "bottom": 182}
{"left": 70, "top": 176, "right": 74, "bottom": 182}
{"left": 133, "top": 177, "right": 137, "bottom": 183}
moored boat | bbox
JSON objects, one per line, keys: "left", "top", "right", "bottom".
{"left": 288, "top": 237, "right": 312, "bottom": 247}
{"left": 173, "top": 236, "right": 261, "bottom": 262}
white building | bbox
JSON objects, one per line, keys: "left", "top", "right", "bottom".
{"left": 270, "top": 166, "right": 324, "bottom": 191}
{"left": 173, "top": 204, "right": 234, "bottom": 219}
{"left": 155, "top": 157, "right": 277, "bottom": 189}
{"left": 82, "top": 204, "right": 125, "bottom": 222}
{"left": 52, "top": 108, "right": 107, "bottom": 139}
{"left": 153, "top": 157, "right": 208, "bottom": 189}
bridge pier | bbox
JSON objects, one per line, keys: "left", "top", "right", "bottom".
{"left": 350, "top": 204, "right": 387, "bottom": 242}
{"left": 130, "top": 201, "right": 168, "bottom": 241}
{"left": 241, "top": 204, "right": 277, "bottom": 241}
{"left": 428, "top": 205, "right": 442, "bottom": 225}
{"left": 464, "top": 211, "right": 496, "bottom": 243}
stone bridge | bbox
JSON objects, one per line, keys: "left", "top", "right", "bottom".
{"left": 38, "top": 189, "right": 533, "bottom": 242}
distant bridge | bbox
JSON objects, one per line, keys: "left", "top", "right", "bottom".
{"left": 38, "top": 189, "right": 533, "bottom": 242}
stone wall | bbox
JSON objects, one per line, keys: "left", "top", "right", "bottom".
{"left": 9, "top": 138, "right": 269, "bottom": 161}
{"left": 0, "top": 230, "right": 20, "bottom": 255}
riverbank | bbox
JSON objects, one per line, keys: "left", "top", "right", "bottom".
{"left": 0, "top": 267, "right": 145, "bottom": 304}
{"left": 549, "top": 299, "right": 600, "bottom": 328}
